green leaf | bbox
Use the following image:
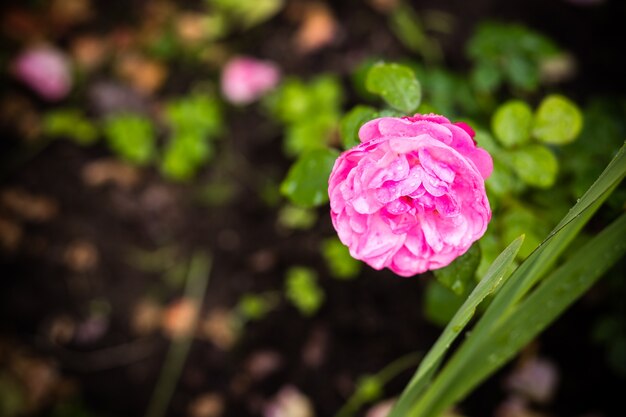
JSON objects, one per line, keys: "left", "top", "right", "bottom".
{"left": 43, "top": 109, "right": 98, "bottom": 145}
{"left": 366, "top": 63, "right": 422, "bottom": 113}
{"left": 280, "top": 148, "right": 339, "bottom": 208}
{"left": 434, "top": 244, "right": 481, "bottom": 296}
{"left": 411, "top": 213, "right": 626, "bottom": 417}
{"left": 491, "top": 100, "right": 533, "bottom": 148}
{"left": 340, "top": 105, "right": 377, "bottom": 150}
{"left": 283, "top": 116, "right": 334, "bottom": 157}
{"left": 532, "top": 94, "right": 583, "bottom": 144}
{"left": 277, "top": 204, "right": 318, "bottom": 230}
{"left": 321, "top": 237, "right": 361, "bottom": 280}
{"left": 390, "top": 236, "right": 524, "bottom": 417}
{"left": 161, "top": 132, "right": 212, "bottom": 181}
{"left": 509, "top": 145, "right": 558, "bottom": 188}
{"left": 103, "top": 114, "right": 156, "bottom": 165}
{"left": 165, "top": 94, "right": 222, "bottom": 138}
{"left": 424, "top": 280, "right": 466, "bottom": 327}
{"left": 285, "top": 267, "right": 324, "bottom": 316}
{"left": 397, "top": 144, "right": 626, "bottom": 417}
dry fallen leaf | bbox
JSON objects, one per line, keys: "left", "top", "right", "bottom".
{"left": 0, "top": 188, "right": 59, "bottom": 222}
{"left": 188, "top": 392, "right": 225, "bottom": 417}
{"left": 70, "top": 35, "right": 109, "bottom": 71}
{"left": 245, "top": 350, "right": 283, "bottom": 381}
{"left": 175, "top": 12, "right": 210, "bottom": 46}
{"left": 82, "top": 158, "right": 141, "bottom": 189}
{"left": 0, "top": 94, "right": 42, "bottom": 142}
{"left": 264, "top": 386, "right": 315, "bottom": 417}
{"left": 162, "top": 298, "right": 199, "bottom": 339}
{"left": 0, "top": 215, "right": 22, "bottom": 251}
{"left": 368, "top": 0, "right": 400, "bottom": 13}
{"left": 199, "top": 308, "right": 238, "bottom": 350}
{"left": 48, "top": 0, "right": 93, "bottom": 29}
{"left": 47, "top": 315, "right": 76, "bottom": 345}
{"left": 132, "top": 298, "right": 163, "bottom": 336}
{"left": 115, "top": 53, "right": 168, "bottom": 95}
{"left": 63, "top": 240, "right": 99, "bottom": 272}
{"left": 293, "top": 2, "right": 338, "bottom": 54}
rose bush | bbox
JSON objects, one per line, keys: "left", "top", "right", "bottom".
{"left": 328, "top": 114, "right": 493, "bottom": 277}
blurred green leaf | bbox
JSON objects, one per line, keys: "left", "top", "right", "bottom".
{"left": 285, "top": 267, "right": 324, "bottom": 316}
{"left": 366, "top": 62, "right": 422, "bottom": 113}
{"left": 321, "top": 237, "right": 361, "bottom": 280}
{"left": 208, "top": 0, "right": 284, "bottom": 29}
{"left": 509, "top": 144, "right": 558, "bottom": 188}
{"left": 280, "top": 148, "right": 339, "bottom": 208}
{"left": 355, "top": 376, "right": 384, "bottom": 402}
{"left": 533, "top": 94, "right": 583, "bottom": 145}
{"left": 277, "top": 204, "right": 318, "bottom": 230}
{"left": 434, "top": 244, "right": 481, "bottom": 296}
{"left": 470, "top": 62, "right": 501, "bottom": 93}
{"left": 165, "top": 94, "right": 222, "bottom": 138}
{"left": 161, "top": 132, "right": 212, "bottom": 180}
{"left": 388, "top": 4, "right": 441, "bottom": 63}
{"left": 103, "top": 114, "right": 155, "bottom": 165}
{"left": 501, "top": 205, "right": 547, "bottom": 259}
{"left": 340, "top": 105, "right": 377, "bottom": 150}
{"left": 424, "top": 280, "right": 466, "bottom": 327}
{"left": 283, "top": 116, "right": 335, "bottom": 157}
{"left": 491, "top": 100, "right": 533, "bottom": 148}
{"left": 236, "top": 293, "right": 278, "bottom": 321}
{"left": 43, "top": 109, "right": 98, "bottom": 145}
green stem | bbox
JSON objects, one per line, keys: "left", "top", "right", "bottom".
{"left": 334, "top": 351, "right": 422, "bottom": 417}
{"left": 144, "top": 252, "right": 212, "bottom": 417}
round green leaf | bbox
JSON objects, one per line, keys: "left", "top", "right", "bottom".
{"left": 280, "top": 148, "right": 339, "bottom": 208}
{"left": 509, "top": 145, "right": 558, "bottom": 188}
{"left": 532, "top": 94, "right": 583, "bottom": 144}
{"left": 340, "top": 105, "right": 378, "bottom": 150}
{"left": 491, "top": 100, "right": 533, "bottom": 148}
{"left": 366, "top": 62, "right": 422, "bottom": 114}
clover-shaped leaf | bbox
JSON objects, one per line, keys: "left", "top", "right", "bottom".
{"left": 366, "top": 63, "right": 422, "bottom": 114}
{"left": 533, "top": 94, "right": 583, "bottom": 144}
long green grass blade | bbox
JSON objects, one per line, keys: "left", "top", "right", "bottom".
{"left": 388, "top": 235, "right": 524, "bottom": 417}
{"left": 411, "top": 212, "right": 626, "bottom": 416}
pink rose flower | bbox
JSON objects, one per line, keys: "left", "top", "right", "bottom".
{"left": 12, "top": 46, "right": 73, "bottom": 101}
{"left": 221, "top": 56, "right": 280, "bottom": 105}
{"left": 328, "top": 114, "right": 493, "bottom": 277}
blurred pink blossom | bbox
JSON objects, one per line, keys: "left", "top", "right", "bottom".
{"left": 264, "top": 386, "right": 314, "bottom": 417}
{"left": 328, "top": 114, "right": 492, "bottom": 277}
{"left": 221, "top": 56, "right": 280, "bottom": 105}
{"left": 12, "top": 45, "right": 73, "bottom": 101}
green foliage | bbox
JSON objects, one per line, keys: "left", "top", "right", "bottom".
{"left": 467, "top": 22, "right": 560, "bottom": 92}
{"left": 389, "top": 145, "right": 626, "bottom": 417}
{"left": 103, "top": 114, "right": 156, "bottom": 165}
{"left": 0, "top": 373, "right": 25, "bottom": 417}
{"left": 533, "top": 94, "right": 583, "bottom": 144}
{"left": 285, "top": 266, "right": 325, "bottom": 316}
{"left": 269, "top": 75, "right": 342, "bottom": 157}
{"left": 236, "top": 293, "right": 278, "bottom": 321}
{"left": 207, "top": 0, "right": 283, "bottom": 29}
{"left": 321, "top": 237, "right": 361, "bottom": 280}
{"left": 491, "top": 100, "right": 533, "bottom": 148}
{"left": 161, "top": 94, "right": 222, "bottom": 180}
{"left": 509, "top": 144, "right": 558, "bottom": 189}
{"left": 388, "top": 3, "right": 441, "bottom": 63}
{"left": 280, "top": 148, "right": 339, "bottom": 208}
{"left": 340, "top": 105, "right": 377, "bottom": 149}
{"left": 434, "top": 244, "right": 481, "bottom": 296}
{"left": 424, "top": 280, "right": 466, "bottom": 327}
{"left": 277, "top": 204, "right": 318, "bottom": 230}
{"left": 43, "top": 109, "right": 98, "bottom": 145}
{"left": 366, "top": 62, "right": 422, "bottom": 114}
